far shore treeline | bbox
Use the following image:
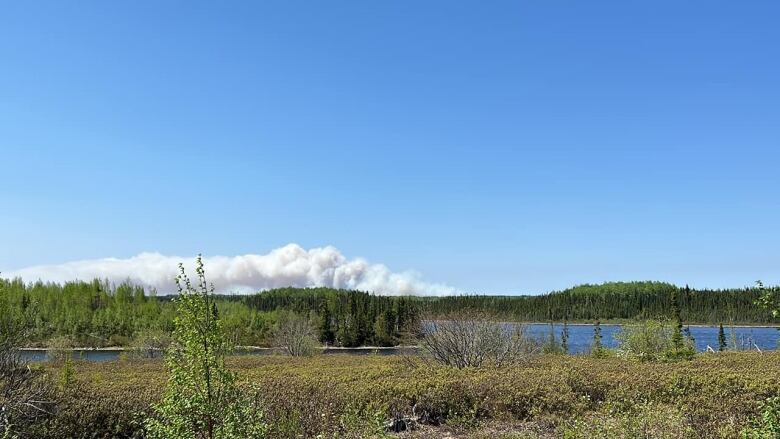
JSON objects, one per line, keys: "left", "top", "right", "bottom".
{"left": 0, "top": 278, "right": 770, "bottom": 348}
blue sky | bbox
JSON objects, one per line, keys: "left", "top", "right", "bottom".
{"left": 1, "top": 1, "right": 779, "bottom": 294}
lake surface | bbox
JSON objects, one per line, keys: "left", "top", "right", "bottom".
{"left": 21, "top": 324, "right": 778, "bottom": 362}
{"left": 524, "top": 323, "right": 778, "bottom": 354}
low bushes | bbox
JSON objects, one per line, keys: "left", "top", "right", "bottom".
{"left": 614, "top": 320, "right": 696, "bottom": 362}
{"left": 33, "top": 353, "right": 780, "bottom": 438}
{"left": 420, "top": 312, "right": 539, "bottom": 368}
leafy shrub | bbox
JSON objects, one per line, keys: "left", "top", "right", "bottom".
{"left": 615, "top": 320, "right": 695, "bottom": 362}
{"left": 561, "top": 402, "right": 697, "bottom": 438}
{"left": 26, "top": 352, "right": 780, "bottom": 438}
{"left": 741, "top": 396, "right": 780, "bottom": 438}
{"left": 144, "top": 257, "right": 266, "bottom": 439}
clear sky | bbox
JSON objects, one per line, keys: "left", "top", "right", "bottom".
{"left": 1, "top": 1, "right": 779, "bottom": 295}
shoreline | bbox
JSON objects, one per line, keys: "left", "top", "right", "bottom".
{"left": 20, "top": 322, "right": 779, "bottom": 351}
{"left": 447, "top": 320, "right": 780, "bottom": 328}
{"left": 518, "top": 322, "right": 780, "bottom": 328}
{"left": 20, "top": 345, "right": 420, "bottom": 352}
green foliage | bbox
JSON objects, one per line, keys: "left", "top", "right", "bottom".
{"left": 0, "top": 284, "right": 55, "bottom": 438}
{"left": 561, "top": 402, "right": 697, "bottom": 438}
{"left": 421, "top": 281, "right": 771, "bottom": 324}
{"left": 144, "top": 256, "right": 266, "bottom": 439}
{"left": 561, "top": 320, "right": 570, "bottom": 354}
{"left": 591, "top": 320, "right": 613, "bottom": 358}
{"left": 317, "top": 301, "right": 336, "bottom": 345}
{"left": 372, "top": 312, "right": 395, "bottom": 347}
{"left": 671, "top": 287, "right": 685, "bottom": 351}
{"left": 0, "top": 277, "right": 175, "bottom": 348}
{"left": 29, "top": 353, "right": 780, "bottom": 438}
{"left": 0, "top": 278, "right": 774, "bottom": 352}
{"left": 245, "top": 287, "right": 417, "bottom": 347}
{"left": 615, "top": 320, "right": 695, "bottom": 362}
{"left": 57, "top": 358, "right": 74, "bottom": 391}
{"left": 542, "top": 323, "right": 564, "bottom": 355}
{"left": 741, "top": 397, "right": 780, "bottom": 438}
{"left": 755, "top": 281, "right": 780, "bottom": 319}
{"left": 0, "top": 277, "right": 418, "bottom": 349}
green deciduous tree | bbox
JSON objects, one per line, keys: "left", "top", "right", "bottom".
{"left": 743, "top": 281, "right": 780, "bottom": 438}
{"left": 0, "top": 282, "right": 54, "bottom": 438}
{"left": 616, "top": 320, "right": 694, "bottom": 362}
{"left": 144, "top": 256, "right": 266, "bottom": 439}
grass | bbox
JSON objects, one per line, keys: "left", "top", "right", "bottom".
{"left": 32, "top": 352, "right": 780, "bottom": 438}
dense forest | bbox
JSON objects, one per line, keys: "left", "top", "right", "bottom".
{"left": 422, "top": 281, "right": 771, "bottom": 324}
{"left": 0, "top": 277, "right": 774, "bottom": 348}
{"left": 0, "top": 278, "right": 418, "bottom": 348}
{"left": 243, "top": 287, "right": 418, "bottom": 346}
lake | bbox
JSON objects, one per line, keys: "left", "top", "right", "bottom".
{"left": 524, "top": 323, "right": 778, "bottom": 354}
{"left": 21, "top": 323, "right": 778, "bottom": 362}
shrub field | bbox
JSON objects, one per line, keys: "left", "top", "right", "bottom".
{"left": 29, "top": 352, "right": 780, "bottom": 438}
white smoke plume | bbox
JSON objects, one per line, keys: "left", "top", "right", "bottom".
{"left": 4, "top": 244, "right": 459, "bottom": 296}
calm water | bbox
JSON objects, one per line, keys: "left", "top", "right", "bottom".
{"left": 525, "top": 323, "right": 779, "bottom": 354}
{"left": 20, "top": 324, "right": 778, "bottom": 362}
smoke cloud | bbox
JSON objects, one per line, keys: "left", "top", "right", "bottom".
{"left": 5, "top": 244, "right": 459, "bottom": 296}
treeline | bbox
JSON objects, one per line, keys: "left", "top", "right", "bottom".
{"left": 0, "top": 278, "right": 175, "bottom": 346}
{"left": 0, "top": 278, "right": 774, "bottom": 348}
{"left": 422, "top": 281, "right": 772, "bottom": 324}
{"left": 0, "top": 278, "right": 418, "bottom": 348}
{"left": 242, "top": 287, "right": 419, "bottom": 347}
{"left": 0, "top": 278, "right": 276, "bottom": 347}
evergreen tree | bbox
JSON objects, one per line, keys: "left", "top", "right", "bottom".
{"left": 373, "top": 313, "right": 394, "bottom": 347}
{"left": 670, "top": 288, "right": 684, "bottom": 351}
{"left": 592, "top": 320, "right": 604, "bottom": 357}
{"left": 718, "top": 323, "right": 727, "bottom": 351}
{"left": 561, "top": 319, "right": 570, "bottom": 354}
{"left": 0, "top": 277, "right": 776, "bottom": 348}
{"left": 317, "top": 302, "right": 335, "bottom": 345}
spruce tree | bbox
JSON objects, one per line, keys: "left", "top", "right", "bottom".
{"left": 670, "top": 288, "right": 684, "bottom": 351}
{"left": 718, "top": 323, "right": 727, "bottom": 352}
{"left": 592, "top": 320, "right": 604, "bottom": 357}
{"left": 317, "top": 302, "right": 335, "bottom": 345}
